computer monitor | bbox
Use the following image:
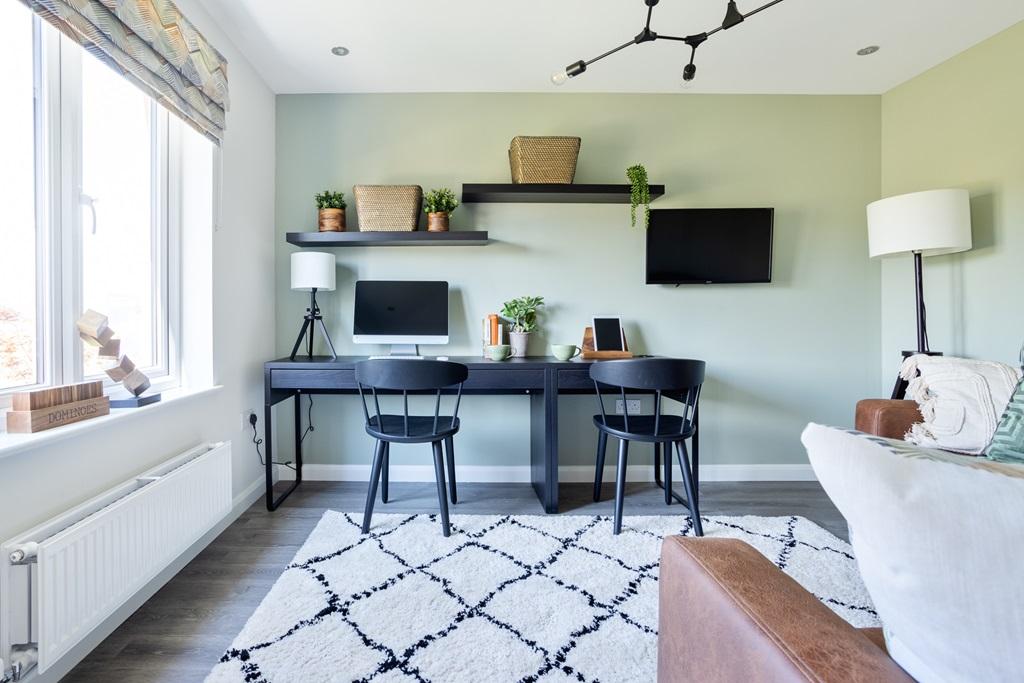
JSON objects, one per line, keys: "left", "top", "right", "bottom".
{"left": 353, "top": 280, "right": 449, "bottom": 356}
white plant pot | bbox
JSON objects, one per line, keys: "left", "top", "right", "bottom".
{"left": 509, "top": 331, "right": 530, "bottom": 358}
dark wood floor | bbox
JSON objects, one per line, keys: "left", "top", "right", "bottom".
{"left": 63, "top": 480, "right": 845, "bottom": 682}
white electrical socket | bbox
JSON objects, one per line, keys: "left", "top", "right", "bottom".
{"left": 615, "top": 399, "right": 642, "bottom": 414}
{"left": 242, "top": 410, "right": 256, "bottom": 431}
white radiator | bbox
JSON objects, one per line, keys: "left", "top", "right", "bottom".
{"left": 0, "top": 441, "right": 231, "bottom": 678}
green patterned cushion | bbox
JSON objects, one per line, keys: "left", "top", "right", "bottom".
{"left": 987, "top": 345, "right": 1024, "bottom": 463}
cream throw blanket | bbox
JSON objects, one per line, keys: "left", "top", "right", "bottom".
{"left": 900, "top": 354, "right": 1022, "bottom": 454}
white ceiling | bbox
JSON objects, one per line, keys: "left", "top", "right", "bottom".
{"left": 199, "top": 0, "right": 1024, "bottom": 95}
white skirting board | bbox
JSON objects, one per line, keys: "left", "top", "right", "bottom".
{"left": 279, "top": 463, "right": 816, "bottom": 482}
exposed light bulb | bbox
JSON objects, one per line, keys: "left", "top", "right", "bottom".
{"left": 551, "top": 70, "right": 569, "bottom": 86}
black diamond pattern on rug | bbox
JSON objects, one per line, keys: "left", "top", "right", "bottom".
{"left": 207, "top": 512, "right": 877, "bottom": 683}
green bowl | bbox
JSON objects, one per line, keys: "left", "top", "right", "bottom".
{"left": 486, "top": 344, "right": 512, "bottom": 361}
{"left": 551, "top": 344, "right": 582, "bottom": 361}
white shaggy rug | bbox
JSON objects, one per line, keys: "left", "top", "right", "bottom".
{"left": 207, "top": 512, "right": 877, "bottom": 683}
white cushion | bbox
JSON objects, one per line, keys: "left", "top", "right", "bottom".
{"left": 802, "top": 423, "right": 1024, "bottom": 683}
{"left": 901, "top": 355, "right": 1021, "bottom": 454}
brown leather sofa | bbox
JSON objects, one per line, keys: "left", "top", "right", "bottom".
{"left": 854, "top": 399, "right": 921, "bottom": 440}
{"left": 656, "top": 400, "right": 923, "bottom": 682}
{"left": 658, "top": 537, "right": 914, "bottom": 682}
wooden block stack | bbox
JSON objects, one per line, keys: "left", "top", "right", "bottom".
{"left": 76, "top": 309, "right": 151, "bottom": 397}
{"left": 77, "top": 309, "right": 114, "bottom": 347}
{"left": 6, "top": 381, "right": 110, "bottom": 433}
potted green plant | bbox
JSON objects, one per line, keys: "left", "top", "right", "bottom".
{"left": 315, "top": 190, "right": 347, "bottom": 232}
{"left": 626, "top": 164, "right": 650, "bottom": 228}
{"left": 423, "top": 187, "right": 459, "bottom": 232}
{"left": 500, "top": 295, "right": 545, "bottom": 357}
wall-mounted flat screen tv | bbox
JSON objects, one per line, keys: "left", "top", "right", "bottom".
{"left": 646, "top": 208, "right": 774, "bottom": 284}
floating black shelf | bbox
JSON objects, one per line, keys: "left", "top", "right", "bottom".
{"left": 286, "top": 231, "right": 489, "bottom": 247}
{"left": 461, "top": 183, "right": 665, "bottom": 204}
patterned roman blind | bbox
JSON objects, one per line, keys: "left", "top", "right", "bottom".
{"left": 19, "top": 0, "right": 229, "bottom": 144}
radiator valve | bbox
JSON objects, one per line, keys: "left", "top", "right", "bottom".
{"left": 8, "top": 543, "right": 38, "bottom": 565}
{"left": 8, "top": 645, "right": 38, "bottom": 681}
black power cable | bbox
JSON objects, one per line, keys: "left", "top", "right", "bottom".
{"left": 300, "top": 394, "right": 315, "bottom": 443}
{"left": 250, "top": 412, "right": 295, "bottom": 471}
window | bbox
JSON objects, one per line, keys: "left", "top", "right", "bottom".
{"left": 80, "top": 55, "right": 161, "bottom": 376}
{"left": 0, "top": 1, "right": 39, "bottom": 391}
{"left": 0, "top": 5, "right": 205, "bottom": 400}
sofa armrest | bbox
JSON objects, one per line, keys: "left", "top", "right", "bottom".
{"left": 855, "top": 399, "right": 921, "bottom": 440}
{"left": 658, "top": 537, "right": 913, "bottom": 683}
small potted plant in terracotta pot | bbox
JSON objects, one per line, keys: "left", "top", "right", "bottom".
{"left": 315, "top": 190, "right": 347, "bottom": 232}
{"left": 423, "top": 187, "right": 459, "bottom": 232}
{"left": 501, "top": 295, "right": 545, "bottom": 357}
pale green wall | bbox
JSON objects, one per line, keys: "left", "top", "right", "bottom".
{"left": 274, "top": 93, "right": 882, "bottom": 470}
{"left": 879, "top": 21, "right": 1024, "bottom": 384}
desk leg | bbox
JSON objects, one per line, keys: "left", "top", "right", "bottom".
{"left": 264, "top": 397, "right": 275, "bottom": 511}
{"left": 265, "top": 388, "right": 303, "bottom": 511}
{"left": 294, "top": 390, "right": 304, "bottom": 485}
{"left": 530, "top": 370, "right": 559, "bottom": 513}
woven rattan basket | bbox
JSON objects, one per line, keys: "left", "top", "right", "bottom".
{"left": 354, "top": 185, "right": 423, "bottom": 231}
{"left": 508, "top": 136, "right": 581, "bottom": 184}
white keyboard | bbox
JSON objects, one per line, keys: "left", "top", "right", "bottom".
{"left": 368, "top": 355, "right": 427, "bottom": 360}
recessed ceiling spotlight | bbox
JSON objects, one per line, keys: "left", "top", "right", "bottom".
{"left": 857, "top": 45, "right": 880, "bottom": 56}
{"left": 331, "top": 46, "right": 350, "bottom": 57}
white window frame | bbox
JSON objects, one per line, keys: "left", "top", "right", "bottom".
{"left": 1, "top": 16, "right": 184, "bottom": 401}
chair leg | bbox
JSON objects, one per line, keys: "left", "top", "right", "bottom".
{"left": 444, "top": 436, "right": 457, "bottom": 504}
{"left": 361, "top": 440, "right": 386, "bottom": 534}
{"left": 675, "top": 440, "right": 703, "bottom": 537}
{"left": 613, "top": 439, "right": 629, "bottom": 535}
{"left": 431, "top": 441, "right": 451, "bottom": 537}
{"left": 593, "top": 430, "right": 608, "bottom": 502}
{"left": 381, "top": 442, "right": 390, "bottom": 504}
{"left": 691, "top": 432, "right": 700, "bottom": 508}
{"left": 662, "top": 441, "right": 672, "bottom": 506}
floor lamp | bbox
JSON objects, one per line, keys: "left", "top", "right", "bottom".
{"left": 867, "top": 188, "right": 972, "bottom": 398}
{"left": 289, "top": 251, "right": 338, "bottom": 361}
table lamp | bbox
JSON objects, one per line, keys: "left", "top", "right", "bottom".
{"left": 867, "top": 188, "right": 972, "bottom": 395}
{"left": 289, "top": 251, "right": 338, "bottom": 360}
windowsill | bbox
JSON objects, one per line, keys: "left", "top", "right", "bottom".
{"left": 0, "top": 385, "right": 223, "bottom": 461}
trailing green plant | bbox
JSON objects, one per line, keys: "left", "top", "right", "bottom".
{"left": 315, "top": 190, "right": 347, "bottom": 210}
{"left": 626, "top": 164, "right": 650, "bottom": 228}
{"left": 500, "top": 296, "right": 545, "bottom": 333}
{"left": 423, "top": 187, "right": 459, "bottom": 214}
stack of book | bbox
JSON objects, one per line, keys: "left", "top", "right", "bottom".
{"left": 6, "top": 381, "right": 110, "bottom": 434}
{"left": 482, "top": 314, "right": 506, "bottom": 355}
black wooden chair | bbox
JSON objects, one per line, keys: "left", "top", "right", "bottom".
{"left": 355, "top": 359, "right": 468, "bottom": 537}
{"left": 590, "top": 358, "right": 706, "bottom": 536}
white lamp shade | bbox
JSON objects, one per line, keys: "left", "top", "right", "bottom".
{"left": 290, "top": 252, "right": 336, "bottom": 291}
{"left": 867, "top": 188, "right": 972, "bottom": 258}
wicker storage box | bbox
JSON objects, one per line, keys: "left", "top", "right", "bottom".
{"left": 509, "top": 136, "right": 581, "bottom": 184}
{"left": 354, "top": 185, "right": 423, "bottom": 231}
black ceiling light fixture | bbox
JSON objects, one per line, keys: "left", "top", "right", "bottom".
{"left": 551, "top": 0, "right": 786, "bottom": 86}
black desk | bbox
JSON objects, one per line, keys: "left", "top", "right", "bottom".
{"left": 264, "top": 356, "right": 605, "bottom": 513}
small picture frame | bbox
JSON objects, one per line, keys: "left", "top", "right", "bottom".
{"left": 592, "top": 316, "right": 625, "bottom": 352}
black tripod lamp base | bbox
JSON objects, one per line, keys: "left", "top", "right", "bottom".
{"left": 289, "top": 288, "right": 337, "bottom": 361}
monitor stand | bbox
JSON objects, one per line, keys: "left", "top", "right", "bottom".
{"left": 369, "top": 344, "right": 426, "bottom": 360}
